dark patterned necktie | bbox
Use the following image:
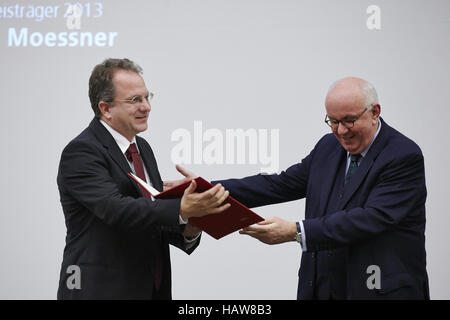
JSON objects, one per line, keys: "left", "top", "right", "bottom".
{"left": 345, "top": 154, "right": 362, "bottom": 185}
{"left": 126, "top": 143, "right": 163, "bottom": 290}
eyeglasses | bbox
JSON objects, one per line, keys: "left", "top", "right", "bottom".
{"left": 113, "top": 92, "right": 155, "bottom": 105}
{"left": 325, "top": 106, "right": 370, "bottom": 129}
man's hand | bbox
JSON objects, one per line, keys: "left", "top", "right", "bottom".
{"left": 239, "top": 217, "right": 297, "bottom": 245}
{"left": 180, "top": 180, "right": 231, "bottom": 220}
{"left": 164, "top": 165, "right": 197, "bottom": 190}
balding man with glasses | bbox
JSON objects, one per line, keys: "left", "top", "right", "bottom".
{"left": 168, "top": 77, "right": 429, "bottom": 300}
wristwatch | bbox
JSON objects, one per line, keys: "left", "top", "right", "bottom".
{"left": 294, "top": 221, "right": 302, "bottom": 244}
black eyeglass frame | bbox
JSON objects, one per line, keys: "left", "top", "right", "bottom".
{"left": 324, "top": 106, "right": 371, "bottom": 129}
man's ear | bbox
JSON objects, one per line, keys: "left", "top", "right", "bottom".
{"left": 98, "top": 101, "right": 112, "bottom": 121}
{"left": 371, "top": 104, "right": 381, "bottom": 120}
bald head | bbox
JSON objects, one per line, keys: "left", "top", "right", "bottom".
{"left": 326, "top": 77, "right": 379, "bottom": 110}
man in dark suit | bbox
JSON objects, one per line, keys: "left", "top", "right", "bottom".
{"left": 167, "top": 77, "right": 429, "bottom": 299}
{"left": 57, "top": 58, "right": 230, "bottom": 299}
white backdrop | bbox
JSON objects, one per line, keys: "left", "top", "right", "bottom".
{"left": 0, "top": 0, "right": 449, "bottom": 299}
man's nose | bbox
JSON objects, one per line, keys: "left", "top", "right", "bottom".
{"left": 140, "top": 101, "right": 151, "bottom": 112}
{"left": 336, "top": 122, "right": 349, "bottom": 135}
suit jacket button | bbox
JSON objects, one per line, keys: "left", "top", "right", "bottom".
{"left": 308, "top": 280, "right": 313, "bottom": 287}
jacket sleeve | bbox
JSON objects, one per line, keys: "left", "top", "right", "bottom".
{"left": 57, "top": 139, "right": 181, "bottom": 232}
{"left": 167, "top": 230, "right": 201, "bottom": 255}
{"left": 214, "top": 151, "right": 313, "bottom": 208}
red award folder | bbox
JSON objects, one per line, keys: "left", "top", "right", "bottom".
{"left": 127, "top": 172, "right": 264, "bottom": 239}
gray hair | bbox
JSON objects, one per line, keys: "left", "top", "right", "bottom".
{"left": 360, "top": 80, "right": 379, "bottom": 109}
{"left": 89, "top": 58, "right": 143, "bottom": 118}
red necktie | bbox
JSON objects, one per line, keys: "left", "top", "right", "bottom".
{"left": 125, "top": 143, "right": 153, "bottom": 199}
{"left": 125, "top": 143, "right": 163, "bottom": 291}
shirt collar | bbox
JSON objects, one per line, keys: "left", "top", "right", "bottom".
{"left": 347, "top": 118, "right": 382, "bottom": 159}
{"left": 100, "top": 119, "right": 137, "bottom": 155}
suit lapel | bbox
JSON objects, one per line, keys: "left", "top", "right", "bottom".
{"left": 137, "top": 137, "right": 163, "bottom": 192}
{"left": 340, "top": 118, "right": 391, "bottom": 208}
{"left": 340, "top": 154, "right": 374, "bottom": 208}
{"left": 89, "top": 118, "right": 142, "bottom": 195}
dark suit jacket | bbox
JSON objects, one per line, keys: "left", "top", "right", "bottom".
{"left": 57, "top": 118, "right": 199, "bottom": 300}
{"left": 216, "top": 118, "right": 429, "bottom": 299}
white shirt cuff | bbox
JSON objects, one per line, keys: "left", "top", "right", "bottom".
{"left": 179, "top": 214, "right": 188, "bottom": 224}
{"left": 184, "top": 232, "right": 201, "bottom": 249}
{"left": 300, "top": 220, "right": 307, "bottom": 252}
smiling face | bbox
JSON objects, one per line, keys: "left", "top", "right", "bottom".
{"left": 325, "top": 78, "right": 380, "bottom": 154}
{"left": 99, "top": 69, "right": 151, "bottom": 141}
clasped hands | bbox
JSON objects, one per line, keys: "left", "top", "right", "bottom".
{"left": 165, "top": 165, "right": 298, "bottom": 245}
